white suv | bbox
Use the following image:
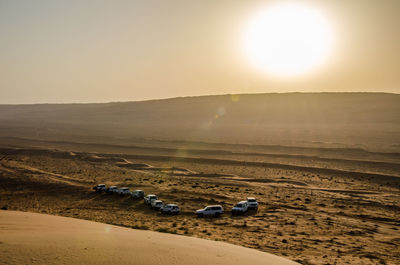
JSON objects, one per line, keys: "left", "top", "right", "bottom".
{"left": 117, "top": 187, "right": 131, "bottom": 195}
{"left": 151, "top": 200, "right": 164, "bottom": 210}
{"left": 106, "top": 186, "right": 118, "bottom": 194}
{"left": 161, "top": 204, "right": 180, "bottom": 215}
{"left": 93, "top": 184, "right": 106, "bottom": 193}
{"left": 131, "top": 190, "right": 145, "bottom": 199}
{"left": 196, "top": 205, "right": 223, "bottom": 217}
{"left": 144, "top": 194, "right": 158, "bottom": 205}
{"left": 231, "top": 201, "right": 249, "bottom": 215}
{"left": 247, "top": 197, "right": 259, "bottom": 210}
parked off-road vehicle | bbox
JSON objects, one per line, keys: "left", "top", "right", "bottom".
{"left": 246, "top": 197, "right": 259, "bottom": 210}
{"left": 151, "top": 200, "right": 164, "bottom": 210}
{"left": 231, "top": 201, "right": 249, "bottom": 215}
{"left": 131, "top": 190, "right": 145, "bottom": 199}
{"left": 161, "top": 204, "right": 180, "bottom": 215}
{"left": 106, "top": 186, "right": 118, "bottom": 194}
{"left": 116, "top": 187, "right": 131, "bottom": 196}
{"left": 93, "top": 184, "right": 106, "bottom": 193}
{"left": 144, "top": 194, "right": 158, "bottom": 205}
{"left": 196, "top": 205, "right": 223, "bottom": 217}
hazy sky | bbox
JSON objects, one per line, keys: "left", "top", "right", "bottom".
{"left": 1, "top": 0, "right": 399, "bottom": 103}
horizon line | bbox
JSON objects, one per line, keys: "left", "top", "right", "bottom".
{"left": 1, "top": 91, "right": 398, "bottom": 106}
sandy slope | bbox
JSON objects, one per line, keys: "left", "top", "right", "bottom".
{"left": 0, "top": 210, "right": 299, "bottom": 265}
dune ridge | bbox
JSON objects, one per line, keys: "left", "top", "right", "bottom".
{"left": 0, "top": 210, "right": 300, "bottom": 265}
{"left": 1, "top": 93, "right": 399, "bottom": 152}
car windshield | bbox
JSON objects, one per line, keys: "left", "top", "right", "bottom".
{"left": 235, "top": 204, "right": 243, "bottom": 208}
{"left": 248, "top": 199, "right": 256, "bottom": 202}
{"left": 156, "top": 202, "right": 162, "bottom": 205}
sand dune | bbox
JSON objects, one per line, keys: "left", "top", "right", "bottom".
{"left": 0, "top": 210, "right": 300, "bottom": 265}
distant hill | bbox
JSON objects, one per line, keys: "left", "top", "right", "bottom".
{"left": 0, "top": 93, "right": 399, "bottom": 151}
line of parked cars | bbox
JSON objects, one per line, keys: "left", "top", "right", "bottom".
{"left": 93, "top": 184, "right": 259, "bottom": 217}
{"left": 195, "top": 197, "right": 258, "bottom": 217}
{"left": 93, "top": 184, "right": 180, "bottom": 215}
{"left": 143, "top": 194, "right": 181, "bottom": 214}
{"left": 93, "top": 184, "right": 145, "bottom": 198}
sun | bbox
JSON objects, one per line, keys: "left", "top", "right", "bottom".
{"left": 243, "top": 3, "right": 333, "bottom": 76}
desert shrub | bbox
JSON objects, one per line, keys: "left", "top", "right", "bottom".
{"left": 132, "top": 225, "right": 149, "bottom": 230}
{"left": 156, "top": 227, "right": 169, "bottom": 233}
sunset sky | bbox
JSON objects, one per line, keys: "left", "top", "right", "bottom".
{"left": 1, "top": 0, "right": 399, "bottom": 104}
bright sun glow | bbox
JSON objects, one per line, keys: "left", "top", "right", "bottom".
{"left": 244, "top": 3, "right": 333, "bottom": 76}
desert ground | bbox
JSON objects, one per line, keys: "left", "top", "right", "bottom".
{"left": 0, "top": 136, "right": 399, "bottom": 265}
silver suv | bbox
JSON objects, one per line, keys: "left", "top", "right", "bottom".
{"left": 106, "top": 186, "right": 118, "bottom": 194}
{"left": 196, "top": 205, "right": 223, "bottom": 217}
{"left": 117, "top": 187, "right": 131, "bottom": 196}
{"left": 93, "top": 184, "right": 106, "bottom": 193}
{"left": 161, "top": 204, "right": 180, "bottom": 215}
{"left": 231, "top": 201, "right": 249, "bottom": 215}
{"left": 246, "top": 197, "right": 259, "bottom": 210}
{"left": 144, "top": 194, "right": 158, "bottom": 205}
{"left": 151, "top": 200, "right": 164, "bottom": 210}
{"left": 131, "top": 190, "right": 145, "bottom": 199}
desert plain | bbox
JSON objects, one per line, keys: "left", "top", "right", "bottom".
{"left": 0, "top": 136, "right": 399, "bottom": 265}
{"left": 0, "top": 93, "right": 399, "bottom": 265}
